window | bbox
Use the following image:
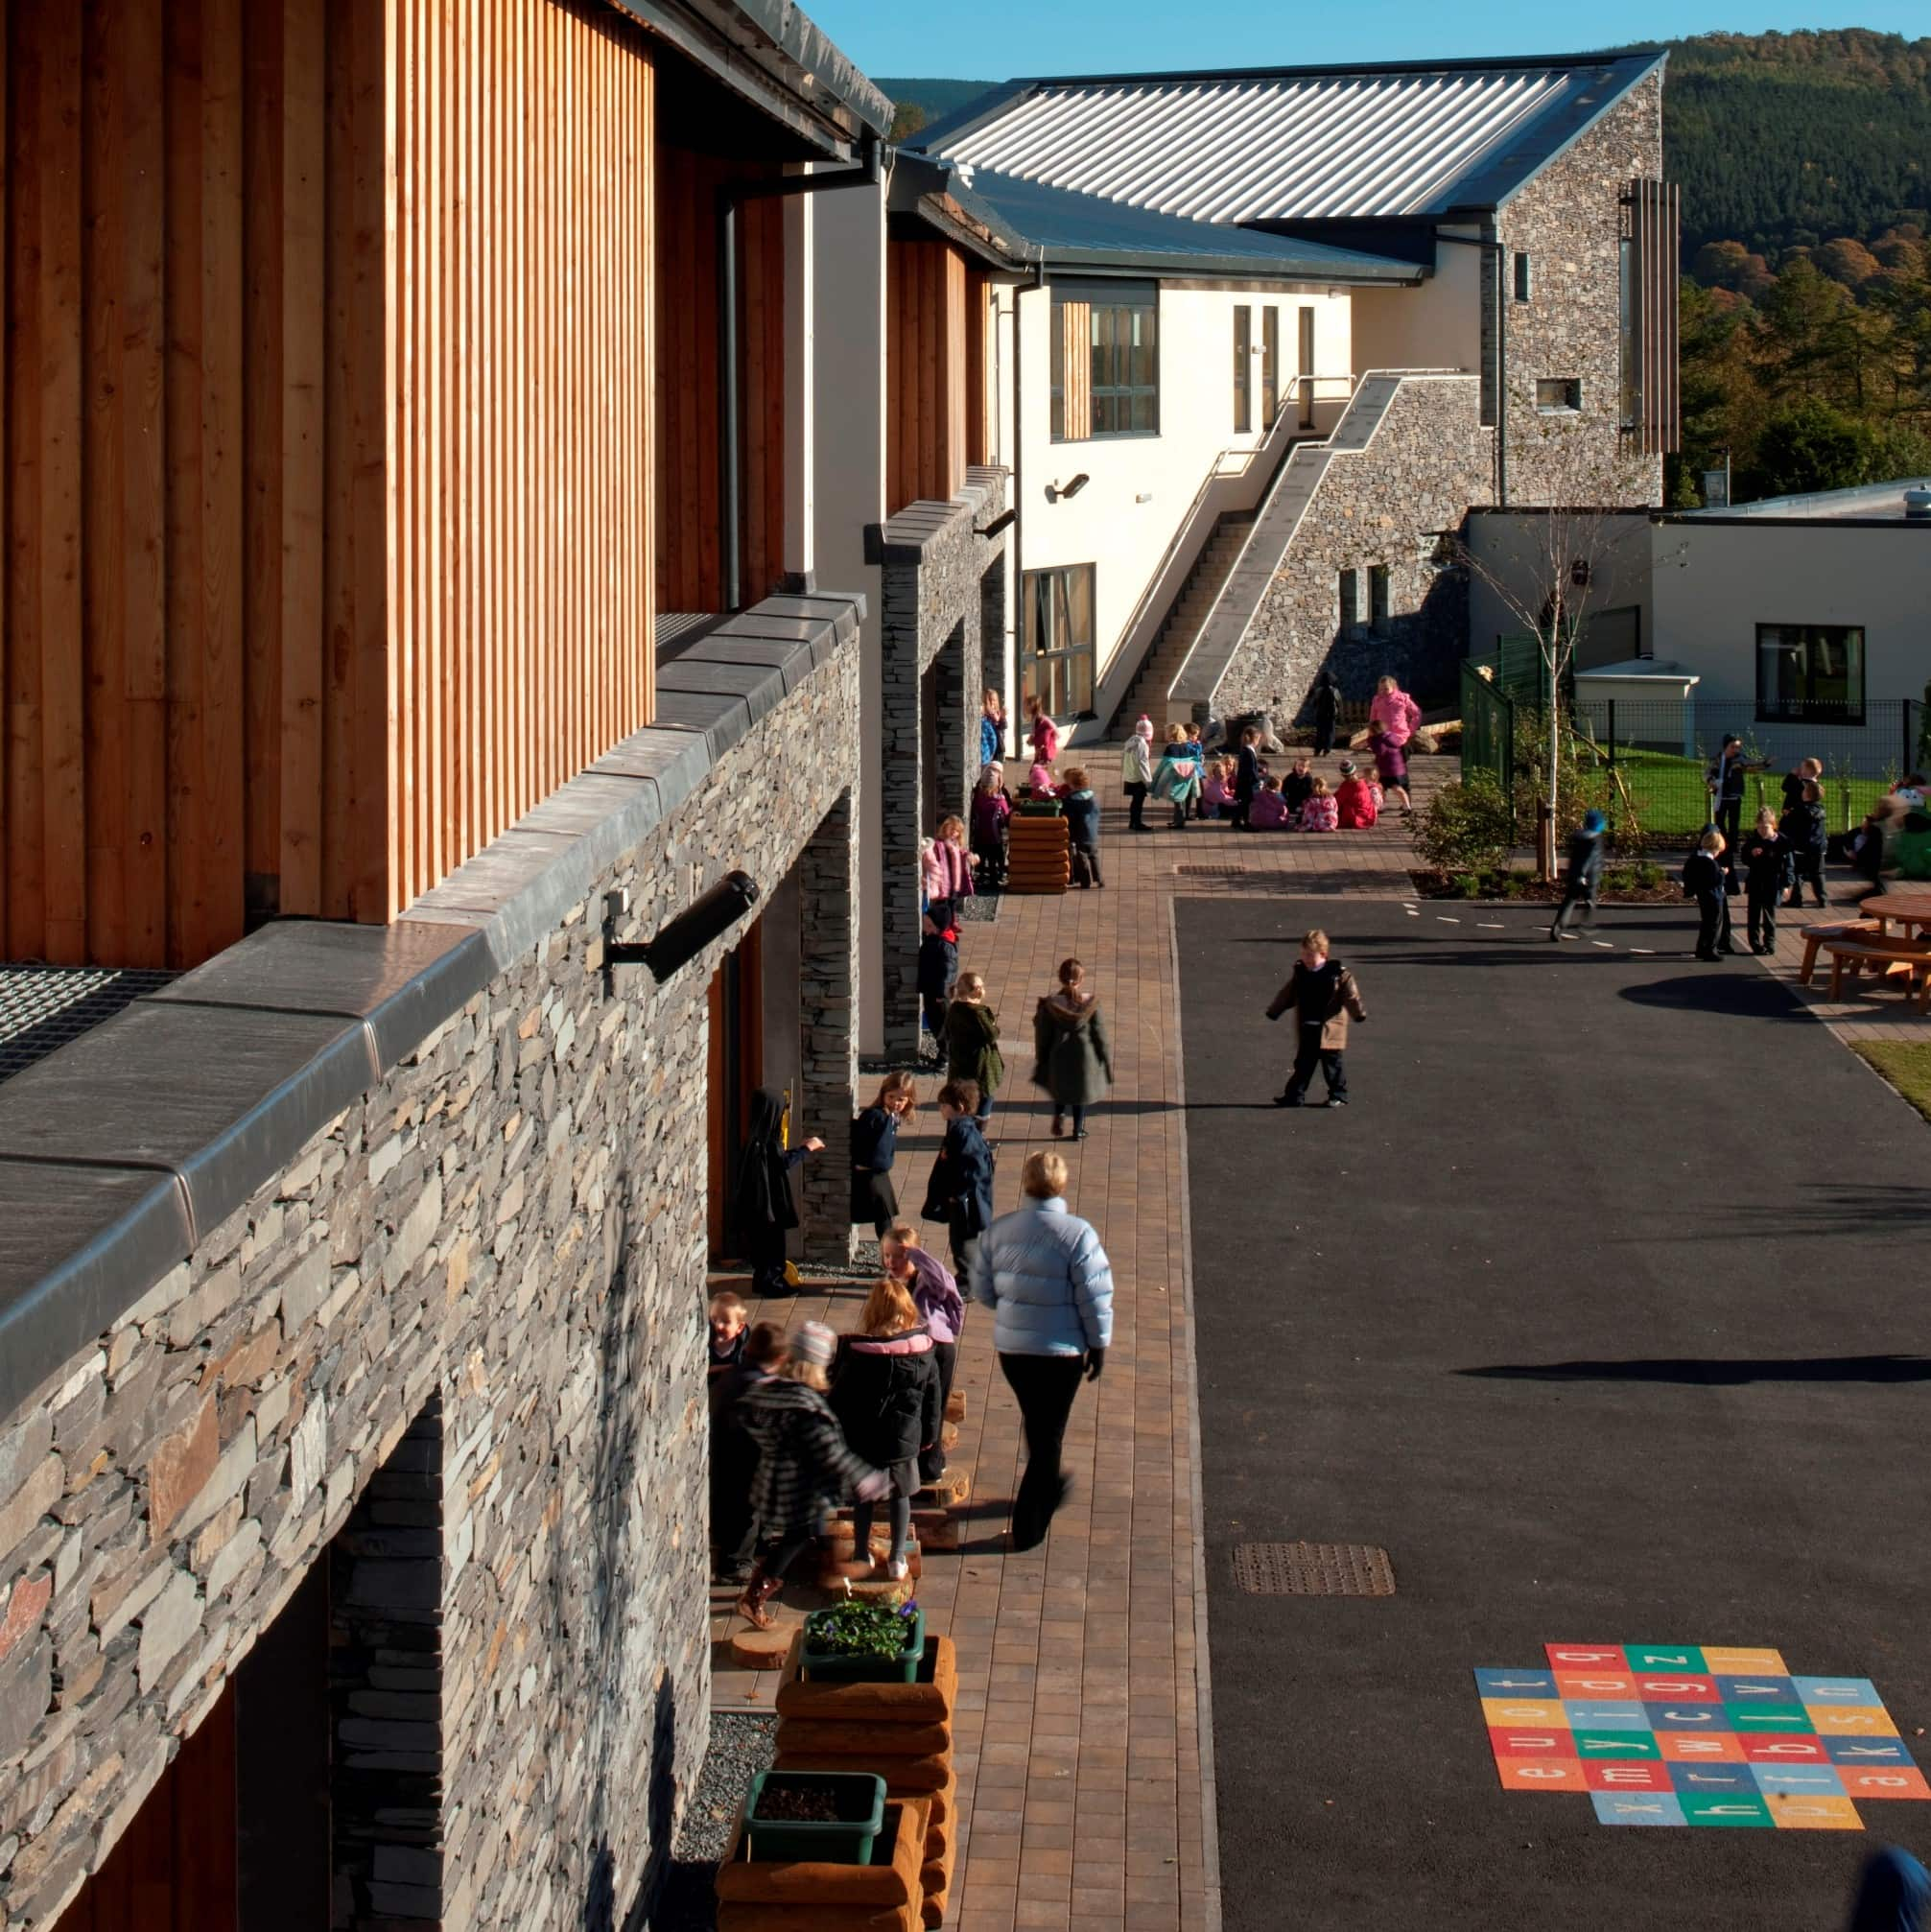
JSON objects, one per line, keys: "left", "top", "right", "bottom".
{"left": 1297, "top": 306, "right": 1315, "bottom": 428}
{"left": 1023, "top": 565, "right": 1097, "bottom": 719}
{"left": 1051, "top": 282, "right": 1158, "bottom": 440}
{"left": 1261, "top": 308, "right": 1281, "bottom": 428}
{"left": 1756, "top": 624, "right": 1865, "bottom": 723}
{"left": 1513, "top": 251, "right": 1532, "bottom": 301}
{"left": 1369, "top": 565, "right": 1391, "bottom": 636}
{"left": 1536, "top": 378, "right": 1582, "bottom": 413}
{"left": 1233, "top": 306, "right": 1251, "bottom": 433}
{"left": 1337, "top": 569, "right": 1359, "bottom": 631}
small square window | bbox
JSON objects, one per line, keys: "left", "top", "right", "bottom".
{"left": 1536, "top": 378, "right": 1582, "bottom": 413}
{"left": 1513, "top": 252, "right": 1532, "bottom": 302}
{"left": 1369, "top": 564, "right": 1390, "bottom": 636}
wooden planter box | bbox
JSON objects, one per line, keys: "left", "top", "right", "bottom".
{"left": 715, "top": 1797, "right": 931, "bottom": 1932}
{"left": 1006, "top": 813, "right": 1070, "bottom": 893}
{"left": 776, "top": 1635, "right": 957, "bottom": 1726}
{"left": 775, "top": 1718, "right": 952, "bottom": 1759}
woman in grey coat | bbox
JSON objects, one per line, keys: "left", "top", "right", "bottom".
{"left": 1032, "top": 956, "right": 1112, "bottom": 1142}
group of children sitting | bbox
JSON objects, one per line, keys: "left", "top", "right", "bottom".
{"left": 706, "top": 1217, "right": 968, "bottom": 1628}
{"left": 1213, "top": 750, "right": 1394, "bottom": 831}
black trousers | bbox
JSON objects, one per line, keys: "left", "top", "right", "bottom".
{"left": 1716, "top": 797, "right": 1743, "bottom": 852}
{"left": 1071, "top": 840, "right": 1103, "bottom": 887}
{"left": 1695, "top": 892, "right": 1731, "bottom": 957}
{"left": 747, "top": 1225, "right": 789, "bottom": 1297}
{"left": 1313, "top": 720, "right": 1335, "bottom": 756}
{"left": 922, "top": 991, "right": 949, "bottom": 1037}
{"left": 1550, "top": 884, "right": 1596, "bottom": 933}
{"left": 711, "top": 1425, "right": 760, "bottom": 1574}
{"left": 1125, "top": 784, "right": 1147, "bottom": 830}
{"left": 1283, "top": 1027, "right": 1347, "bottom": 1103}
{"left": 919, "top": 1340, "right": 957, "bottom": 1484}
{"left": 1786, "top": 851, "right": 1825, "bottom": 906}
{"left": 998, "top": 1352, "right": 1086, "bottom": 1549}
{"left": 1748, "top": 891, "right": 1778, "bottom": 953}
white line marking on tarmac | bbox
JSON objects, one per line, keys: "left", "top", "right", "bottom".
{"left": 1477, "top": 922, "right": 1505, "bottom": 929}
{"left": 1630, "top": 947, "right": 1654, "bottom": 955}
{"left": 1591, "top": 940, "right": 1614, "bottom": 949}
{"left": 1437, "top": 916, "right": 1460, "bottom": 924}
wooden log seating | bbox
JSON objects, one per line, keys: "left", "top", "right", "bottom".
{"left": 715, "top": 1795, "right": 932, "bottom": 1932}
{"left": 1821, "top": 939, "right": 1931, "bottom": 1012}
{"left": 1798, "top": 921, "right": 1880, "bottom": 985}
{"left": 1006, "top": 812, "right": 1071, "bottom": 893}
{"left": 766, "top": 1634, "right": 960, "bottom": 1930}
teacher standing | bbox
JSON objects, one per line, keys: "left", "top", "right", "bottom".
{"left": 971, "top": 1151, "right": 1114, "bottom": 1552}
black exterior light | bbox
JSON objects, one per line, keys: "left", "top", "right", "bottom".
{"left": 602, "top": 871, "right": 760, "bottom": 983}
{"left": 1047, "top": 473, "right": 1091, "bottom": 502}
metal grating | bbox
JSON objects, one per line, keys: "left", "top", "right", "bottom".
{"left": 0, "top": 964, "right": 177, "bottom": 1086}
{"left": 1232, "top": 1541, "right": 1395, "bottom": 1596}
{"left": 1174, "top": 864, "right": 1257, "bottom": 878}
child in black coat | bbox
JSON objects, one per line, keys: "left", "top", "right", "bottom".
{"left": 710, "top": 1318, "right": 784, "bottom": 1585}
{"left": 1683, "top": 829, "right": 1733, "bottom": 960}
{"left": 1549, "top": 810, "right": 1606, "bottom": 939}
{"left": 922, "top": 1080, "right": 996, "bottom": 1279}
{"left": 1779, "top": 781, "right": 1828, "bottom": 908}
{"left": 1062, "top": 766, "right": 1104, "bottom": 888}
{"left": 831, "top": 1279, "right": 941, "bottom": 1580}
{"left": 733, "top": 1089, "right": 824, "bottom": 1296}
{"left": 1737, "top": 808, "right": 1793, "bottom": 954}
{"left": 919, "top": 902, "right": 959, "bottom": 1043}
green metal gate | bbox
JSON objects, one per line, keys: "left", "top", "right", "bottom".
{"left": 1460, "top": 658, "right": 1516, "bottom": 805}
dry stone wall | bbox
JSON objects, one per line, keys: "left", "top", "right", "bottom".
{"left": 0, "top": 642, "right": 863, "bottom": 1930}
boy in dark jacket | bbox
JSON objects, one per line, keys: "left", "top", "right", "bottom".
{"left": 918, "top": 902, "right": 959, "bottom": 1042}
{"left": 923, "top": 1080, "right": 996, "bottom": 1279}
{"left": 710, "top": 1319, "right": 784, "bottom": 1585}
{"left": 1062, "top": 766, "right": 1104, "bottom": 887}
{"left": 1233, "top": 728, "right": 1262, "bottom": 831}
{"left": 1550, "top": 810, "right": 1607, "bottom": 940}
{"left": 1779, "top": 780, "right": 1828, "bottom": 907}
{"left": 1683, "top": 829, "right": 1732, "bottom": 960}
{"left": 1737, "top": 808, "right": 1793, "bottom": 954}
{"left": 1265, "top": 929, "right": 1368, "bottom": 1108}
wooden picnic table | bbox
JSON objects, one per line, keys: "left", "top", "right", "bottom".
{"left": 1859, "top": 892, "right": 1931, "bottom": 938}
{"left": 1819, "top": 937, "right": 1931, "bottom": 1013}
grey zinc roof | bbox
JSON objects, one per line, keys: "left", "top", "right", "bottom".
{"left": 917, "top": 51, "right": 1662, "bottom": 224}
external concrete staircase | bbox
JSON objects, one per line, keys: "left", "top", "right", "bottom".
{"left": 1109, "top": 511, "right": 1256, "bottom": 735}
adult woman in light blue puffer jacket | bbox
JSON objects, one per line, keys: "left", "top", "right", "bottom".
{"left": 971, "top": 1150, "right": 1114, "bottom": 1551}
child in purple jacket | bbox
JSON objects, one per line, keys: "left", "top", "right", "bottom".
{"left": 883, "top": 1218, "right": 966, "bottom": 1483}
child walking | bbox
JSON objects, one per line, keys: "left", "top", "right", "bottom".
{"left": 831, "top": 1280, "right": 941, "bottom": 1581}
{"left": 851, "top": 1072, "right": 917, "bottom": 1238}
{"left": 733, "top": 1089, "right": 824, "bottom": 1296}
{"left": 1369, "top": 720, "right": 1413, "bottom": 814}
{"left": 736, "top": 1322, "right": 889, "bottom": 1627}
{"left": 1024, "top": 693, "right": 1060, "bottom": 768}
{"left": 881, "top": 1221, "right": 966, "bottom": 1484}
{"left": 942, "top": 971, "right": 1002, "bottom": 1119}
{"left": 919, "top": 902, "right": 959, "bottom": 1043}
{"left": 1121, "top": 719, "right": 1155, "bottom": 833}
{"left": 1033, "top": 957, "right": 1112, "bottom": 1140}
{"left": 972, "top": 765, "right": 1013, "bottom": 886}
{"left": 1683, "top": 828, "right": 1733, "bottom": 960}
{"left": 710, "top": 1318, "right": 785, "bottom": 1585}
{"left": 1737, "top": 808, "right": 1793, "bottom": 954}
{"left": 1779, "top": 779, "right": 1828, "bottom": 907}
{"left": 1549, "top": 810, "right": 1606, "bottom": 939}
{"left": 1063, "top": 766, "right": 1104, "bottom": 887}
{"left": 922, "top": 1080, "right": 996, "bottom": 1281}
{"left": 1265, "top": 928, "right": 1368, "bottom": 1108}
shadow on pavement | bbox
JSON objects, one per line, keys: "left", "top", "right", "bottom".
{"left": 1459, "top": 1354, "right": 1931, "bottom": 1385}
{"left": 1618, "top": 973, "right": 1813, "bottom": 1018}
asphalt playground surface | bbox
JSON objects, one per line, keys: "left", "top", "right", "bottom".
{"left": 1177, "top": 897, "right": 1931, "bottom": 1931}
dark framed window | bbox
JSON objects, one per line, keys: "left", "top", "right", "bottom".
{"left": 1023, "top": 565, "right": 1097, "bottom": 719}
{"left": 1261, "top": 307, "right": 1281, "bottom": 427}
{"left": 1338, "top": 569, "right": 1359, "bottom": 631}
{"left": 1756, "top": 624, "right": 1865, "bottom": 723}
{"left": 1050, "top": 281, "right": 1158, "bottom": 441}
{"left": 1369, "top": 565, "right": 1390, "bottom": 636}
{"left": 1297, "top": 305, "right": 1315, "bottom": 428}
{"left": 1513, "top": 251, "right": 1532, "bottom": 301}
{"left": 1233, "top": 306, "right": 1251, "bottom": 433}
{"left": 1536, "top": 377, "right": 1582, "bottom": 413}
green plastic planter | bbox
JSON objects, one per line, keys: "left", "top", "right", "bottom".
{"left": 800, "top": 1607, "right": 926, "bottom": 1684}
{"left": 743, "top": 1770, "right": 886, "bottom": 1864}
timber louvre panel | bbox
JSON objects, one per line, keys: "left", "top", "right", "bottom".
{"left": 884, "top": 237, "right": 969, "bottom": 514}
{"left": 1625, "top": 177, "right": 1679, "bottom": 458}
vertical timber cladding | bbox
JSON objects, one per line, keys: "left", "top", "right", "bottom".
{"left": 0, "top": 0, "right": 657, "bottom": 965}
{"left": 1625, "top": 177, "right": 1681, "bottom": 458}
{"left": 884, "top": 238, "right": 969, "bottom": 514}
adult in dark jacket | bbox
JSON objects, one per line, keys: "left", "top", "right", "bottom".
{"left": 1032, "top": 957, "right": 1113, "bottom": 1141}
{"left": 734, "top": 1088, "right": 822, "bottom": 1297}
{"left": 1549, "top": 811, "right": 1606, "bottom": 940}
{"left": 850, "top": 1072, "right": 916, "bottom": 1237}
{"left": 1779, "top": 784, "right": 1828, "bottom": 907}
{"left": 1310, "top": 668, "right": 1340, "bottom": 757}
{"left": 710, "top": 1320, "right": 786, "bottom": 1585}
{"left": 1736, "top": 810, "right": 1793, "bottom": 954}
{"left": 831, "top": 1280, "right": 941, "bottom": 1579}
{"left": 923, "top": 1081, "right": 996, "bottom": 1279}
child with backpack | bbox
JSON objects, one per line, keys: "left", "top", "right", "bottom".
{"left": 1264, "top": 928, "right": 1368, "bottom": 1108}
{"left": 880, "top": 1221, "right": 966, "bottom": 1484}
{"left": 922, "top": 1079, "right": 996, "bottom": 1280}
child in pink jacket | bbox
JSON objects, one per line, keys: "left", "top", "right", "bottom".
{"left": 1300, "top": 776, "right": 1339, "bottom": 832}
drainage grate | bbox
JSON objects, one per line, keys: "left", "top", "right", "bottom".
{"left": 1232, "top": 1542, "right": 1395, "bottom": 1596}
{"left": 0, "top": 964, "right": 177, "bottom": 1086}
{"left": 1174, "top": 864, "right": 1257, "bottom": 879}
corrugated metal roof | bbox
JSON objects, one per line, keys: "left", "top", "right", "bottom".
{"left": 921, "top": 53, "right": 1661, "bottom": 223}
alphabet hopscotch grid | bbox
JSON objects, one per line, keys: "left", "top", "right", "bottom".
{"left": 1475, "top": 1644, "right": 1930, "bottom": 1828}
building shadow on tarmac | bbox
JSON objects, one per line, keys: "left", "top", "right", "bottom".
{"left": 1459, "top": 1354, "right": 1931, "bottom": 1384}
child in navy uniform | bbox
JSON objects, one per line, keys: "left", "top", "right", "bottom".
{"left": 1265, "top": 929, "right": 1368, "bottom": 1108}
{"left": 1062, "top": 766, "right": 1104, "bottom": 887}
{"left": 1683, "top": 829, "right": 1732, "bottom": 960}
{"left": 1779, "top": 779, "right": 1827, "bottom": 908}
{"left": 919, "top": 902, "right": 959, "bottom": 1042}
{"left": 1550, "top": 810, "right": 1607, "bottom": 939}
{"left": 1737, "top": 808, "right": 1793, "bottom": 954}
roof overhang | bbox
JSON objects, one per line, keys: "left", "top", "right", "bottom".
{"left": 607, "top": 0, "right": 891, "bottom": 158}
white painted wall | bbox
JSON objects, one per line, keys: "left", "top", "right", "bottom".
{"left": 1004, "top": 279, "right": 1354, "bottom": 710}
{"left": 1466, "top": 509, "right": 1653, "bottom": 661}
{"left": 811, "top": 180, "right": 888, "bottom": 1051}
{"left": 1351, "top": 231, "right": 1482, "bottom": 380}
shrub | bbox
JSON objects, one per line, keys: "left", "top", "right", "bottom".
{"left": 1415, "top": 774, "right": 1515, "bottom": 874}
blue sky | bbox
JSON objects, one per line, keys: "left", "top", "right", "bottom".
{"left": 805, "top": 0, "right": 1925, "bottom": 82}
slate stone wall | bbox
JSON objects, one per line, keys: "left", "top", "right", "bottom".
{"left": 874, "top": 469, "right": 1006, "bottom": 1061}
{"left": 1214, "top": 378, "right": 1491, "bottom": 718}
{"left": 0, "top": 642, "right": 863, "bottom": 1930}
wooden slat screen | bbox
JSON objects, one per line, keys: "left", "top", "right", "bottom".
{"left": 1, "top": 0, "right": 658, "bottom": 962}
{"left": 1058, "top": 297, "right": 1092, "bottom": 443}
{"left": 965, "top": 268, "right": 993, "bottom": 468}
{"left": 1627, "top": 177, "right": 1681, "bottom": 458}
{"left": 884, "top": 238, "right": 969, "bottom": 514}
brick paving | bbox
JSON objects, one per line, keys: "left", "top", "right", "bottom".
{"left": 704, "top": 746, "right": 1927, "bottom": 1931}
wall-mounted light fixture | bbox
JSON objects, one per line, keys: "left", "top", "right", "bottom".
{"left": 1045, "top": 473, "right": 1090, "bottom": 503}
{"left": 601, "top": 871, "right": 760, "bottom": 985}
{"left": 975, "top": 507, "right": 1018, "bottom": 540}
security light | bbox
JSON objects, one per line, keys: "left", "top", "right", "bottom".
{"left": 1048, "top": 473, "right": 1091, "bottom": 502}
{"left": 602, "top": 871, "right": 761, "bottom": 983}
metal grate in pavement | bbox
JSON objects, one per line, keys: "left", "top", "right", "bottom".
{"left": 1174, "top": 864, "right": 1257, "bottom": 879}
{"left": 1232, "top": 1541, "right": 1395, "bottom": 1596}
{"left": 0, "top": 964, "right": 177, "bottom": 1086}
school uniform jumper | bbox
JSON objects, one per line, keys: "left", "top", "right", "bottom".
{"left": 1064, "top": 788, "right": 1104, "bottom": 887}
{"left": 1737, "top": 831, "right": 1794, "bottom": 952}
{"left": 1683, "top": 849, "right": 1732, "bottom": 958}
{"left": 1779, "top": 799, "right": 1827, "bottom": 907}
{"left": 923, "top": 1112, "right": 997, "bottom": 1279}
{"left": 831, "top": 1328, "right": 941, "bottom": 1564}
{"left": 1266, "top": 959, "right": 1368, "bottom": 1105}
{"left": 849, "top": 1104, "right": 902, "bottom": 1237}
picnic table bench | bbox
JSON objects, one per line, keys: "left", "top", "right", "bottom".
{"left": 1818, "top": 938, "right": 1931, "bottom": 1013}
{"left": 1799, "top": 921, "right": 1880, "bottom": 985}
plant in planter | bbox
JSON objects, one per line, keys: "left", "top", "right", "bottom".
{"left": 743, "top": 1769, "right": 887, "bottom": 1864}
{"left": 802, "top": 1588, "right": 926, "bottom": 1684}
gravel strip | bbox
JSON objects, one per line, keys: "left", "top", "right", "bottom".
{"left": 650, "top": 1712, "right": 777, "bottom": 1930}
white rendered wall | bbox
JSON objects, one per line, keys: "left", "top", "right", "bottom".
{"left": 1011, "top": 280, "right": 1354, "bottom": 703}
{"left": 1351, "top": 232, "right": 1482, "bottom": 380}
{"left": 811, "top": 180, "right": 888, "bottom": 1051}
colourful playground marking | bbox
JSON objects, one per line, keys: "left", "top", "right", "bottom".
{"left": 1472, "top": 1646, "right": 1927, "bottom": 1829}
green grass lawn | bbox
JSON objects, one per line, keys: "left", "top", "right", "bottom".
{"left": 1575, "top": 745, "right": 1891, "bottom": 842}
{"left": 1852, "top": 1042, "right": 1931, "bottom": 1125}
